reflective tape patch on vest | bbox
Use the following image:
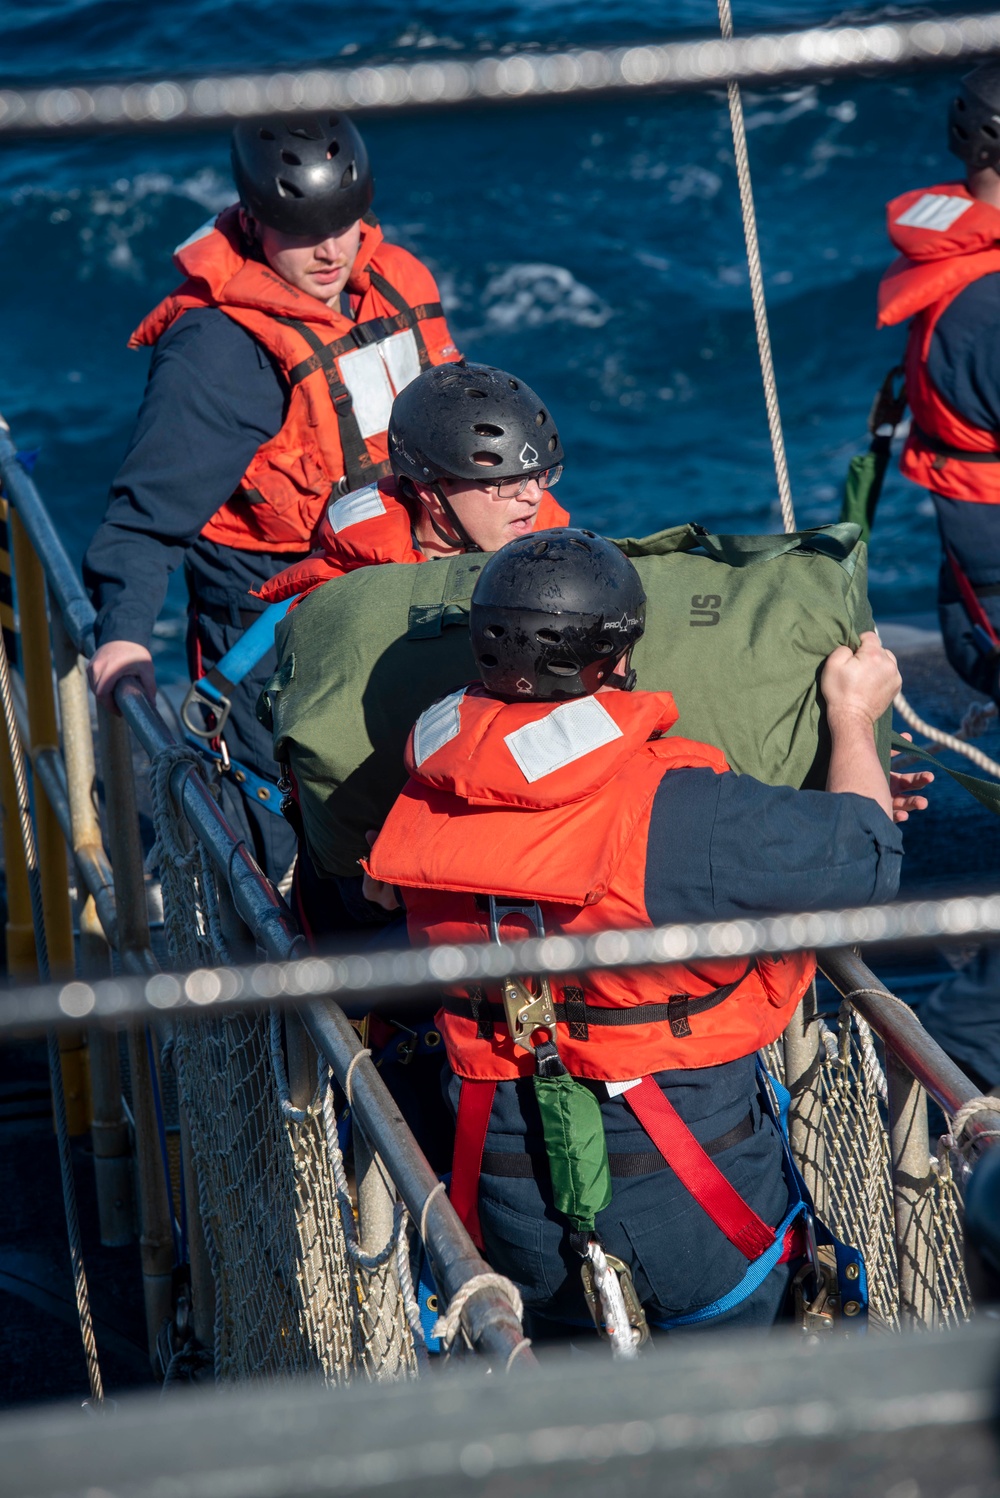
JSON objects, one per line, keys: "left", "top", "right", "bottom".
{"left": 413, "top": 689, "right": 467, "bottom": 768}
{"left": 329, "top": 483, "right": 386, "bottom": 533}
{"left": 894, "top": 194, "right": 973, "bottom": 232}
{"left": 504, "top": 696, "right": 624, "bottom": 784}
{"left": 338, "top": 328, "right": 422, "bottom": 439}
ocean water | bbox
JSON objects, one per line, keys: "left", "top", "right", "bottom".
{"left": 0, "top": 0, "right": 985, "bottom": 688}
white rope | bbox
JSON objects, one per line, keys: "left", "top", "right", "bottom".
{"left": 319, "top": 1068, "right": 404, "bottom": 1272}
{"left": 948, "top": 1094, "right": 1000, "bottom": 1150}
{"left": 585, "top": 1239, "right": 641, "bottom": 1361}
{"left": 395, "top": 1220, "right": 430, "bottom": 1366}
{"left": 893, "top": 691, "right": 1000, "bottom": 780}
{"left": 419, "top": 1180, "right": 446, "bottom": 1247}
{"left": 717, "top": 0, "right": 795, "bottom": 536}
{"left": 429, "top": 1272, "right": 525, "bottom": 1354}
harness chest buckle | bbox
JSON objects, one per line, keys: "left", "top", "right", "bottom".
{"left": 487, "top": 897, "right": 558, "bottom": 1052}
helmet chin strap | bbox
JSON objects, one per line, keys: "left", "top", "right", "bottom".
{"left": 605, "top": 646, "right": 638, "bottom": 692}
{"left": 419, "top": 482, "right": 482, "bottom": 555}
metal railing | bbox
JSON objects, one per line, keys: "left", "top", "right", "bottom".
{"left": 0, "top": 418, "right": 531, "bottom": 1376}
{"left": 2, "top": 12, "right": 1000, "bottom": 138}
{"left": 2, "top": 410, "right": 999, "bottom": 1346}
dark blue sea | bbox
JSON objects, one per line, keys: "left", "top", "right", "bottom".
{"left": 0, "top": 0, "right": 986, "bottom": 692}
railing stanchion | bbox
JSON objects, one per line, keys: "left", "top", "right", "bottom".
{"left": 886, "top": 1049, "right": 936, "bottom": 1328}
{"left": 355, "top": 1125, "right": 406, "bottom": 1374}
{"left": 51, "top": 614, "right": 135, "bottom": 1241}
{"left": 11, "top": 512, "right": 90, "bottom": 1132}
{"left": 95, "top": 700, "right": 173, "bottom": 1359}
{"left": 782, "top": 983, "right": 829, "bottom": 1218}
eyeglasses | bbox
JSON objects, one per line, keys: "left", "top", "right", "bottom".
{"left": 494, "top": 465, "right": 564, "bottom": 501}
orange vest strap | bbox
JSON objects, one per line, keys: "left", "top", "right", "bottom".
{"left": 451, "top": 1079, "right": 496, "bottom": 1249}
{"left": 624, "top": 1077, "right": 777, "bottom": 1260}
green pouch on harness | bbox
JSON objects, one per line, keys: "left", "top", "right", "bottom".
{"left": 533, "top": 1072, "right": 613, "bottom": 1234}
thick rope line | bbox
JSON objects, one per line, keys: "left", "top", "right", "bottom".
{"left": 717, "top": 0, "right": 796, "bottom": 536}
{"left": 893, "top": 690, "right": 1000, "bottom": 780}
{"left": 0, "top": 621, "right": 104, "bottom": 1404}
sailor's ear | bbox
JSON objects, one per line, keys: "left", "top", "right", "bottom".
{"left": 238, "top": 207, "right": 257, "bottom": 243}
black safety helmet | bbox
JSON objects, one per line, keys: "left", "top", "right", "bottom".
{"left": 388, "top": 363, "right": 564, "bottom": 487}
{"left": 949, "top": 64, "right": 1000, "bottom": 174}
{"left": 470, "top": 529, "right": 646, "bottom": 702}
{"left": 231, "top": 115, "right": 374, "bottom": 237}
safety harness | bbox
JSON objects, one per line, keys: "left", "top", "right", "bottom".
{"left": 449, "top": 898, "right": 867, "bottom": 1343}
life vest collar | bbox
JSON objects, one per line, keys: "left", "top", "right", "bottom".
{"left": 148, "top": 205, "right": 385, "bottom": 333}
{"left": 879, "top": 182, "right": 1000, "bottom": 326}
{"left": 406, "top": 686, "right": 680, "bottom": 811}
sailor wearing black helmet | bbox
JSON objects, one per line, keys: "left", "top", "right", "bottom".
{"left": 258, "top": 363, "right": 570, "bottom": 604}
{"left": 366, "top": 531, "right": 905, "bottom": 1338}
{"left": 879, "top": 64, "right": 1000, "bottom": 706}
{"left": 84, "top": 113, "right": 460, "bottom": 878}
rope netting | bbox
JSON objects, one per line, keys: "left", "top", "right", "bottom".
{"left": 149, "top": 747, "right": 420, "bottom": 1382}
{"left": 763, "top": 998, "right": 971, "bottom": 1331}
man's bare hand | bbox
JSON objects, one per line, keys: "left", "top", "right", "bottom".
{"left": 87, "top": 640, "right": 156, "bottom": 714}
{"left": 361, "top": 829, "right": 400, "bottom": 912}
{"left": 889, "top": 733, "right": 934, "bottom": 824}
{"left": 821, "top": 632, "right": 901, "bottom": 726}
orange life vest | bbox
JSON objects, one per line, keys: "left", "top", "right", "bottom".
{"left": 131, "top": 206, "right": 460, "bottom": 552}
{"left": 878, "top": 182, "right": 1000, "bottom": 503}
{"left": 367, "top": 686, "right": 815, "bottom": 1083}
{"left": 255, "top": 477, "right": 572, "bottom": 604}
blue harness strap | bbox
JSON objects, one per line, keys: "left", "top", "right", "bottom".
{"left": 182, "top": 596, "right": 296, "bottom": 739}
{"left": 650, "top": 1062, "right": 868, "bottom": 1332}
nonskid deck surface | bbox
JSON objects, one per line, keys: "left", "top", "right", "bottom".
{"left": 1, "top": 622, "right": 998, "bottom": 1407}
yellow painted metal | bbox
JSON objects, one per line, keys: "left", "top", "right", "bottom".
{"left": 0, "top": 497, "right": 35, "bottom": 977}
{"left": 10, "top": 509, "right": 90, "bottom": 1133}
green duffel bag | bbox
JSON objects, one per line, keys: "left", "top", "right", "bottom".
{"left": 259, "top": 521, "right": 888, "bottom": 879}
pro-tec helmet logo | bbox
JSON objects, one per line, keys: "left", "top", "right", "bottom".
{"left": 519, "top": 442, "right": 539, "bottom": 470}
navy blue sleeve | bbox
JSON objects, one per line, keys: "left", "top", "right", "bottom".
{"left": 83, "top": 308, "right": 286, "bottom": 648}
{"left": 644, "top": 768, "right": 902, "bottom": 926}
{"left": 927, "top": 272, "right": 1000, "bottom": 434}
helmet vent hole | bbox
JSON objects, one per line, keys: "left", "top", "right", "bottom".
{"left": 341, "top": 163, "right": 357, "bottom": 187}
{"left": 280, "top": 150, "right": 301, "bottom": 166}
{"left": 259, "top": 128, "right": 276, "bottom": 140}
{"left": 548, "top": 660, "right": 578, "bottom": 677}
{"left": 327, "top": 141, "right": 341, "bottom": 159}
{"left": 985, "top": 124, "right": 999, "bottom": 139}
{"left": 570, "top": 537, "right": 591, "bottom": 550}
{"left": 471, "top": 451, "right": 503, "bottom": 466}
{"left": 508, "top": 379, "right": 519, "bottom": 390}
{"left": 532, "top": 539, "right": 549, "bottom": 556}
{"left": 547, "top": 435, "right": 558, "bottom": 452}
{"left": 535, "top": 410, "right": 546, "bottom": 426}
{"left": 480, "top": 653, "right": 499, "bottom": 667}
{"left": 484, "top": 624, "right": 505, "bottom": 639}
{"left": 473, "top": 423, "right": 504, "bottom": 437}
{"left": 289, "top": 123, "right": 322, "bottom": 140}
{"left": 535, "top": 629, "right": 561, "bottom": 644}
{"left": 595, "top": 640, "right": 614, "bottom": 655}
{"left": 466, "top": 388, "right": 488, "bottom": 399}
{"left": 276, "top": 179, "right": 304, "bottom": 199}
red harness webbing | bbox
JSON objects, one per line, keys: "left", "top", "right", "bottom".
{"left": 451, "top": 1079, "right": 497, "bottom": 1249}
{"left": 450, "top": 1075, "right": 801, "bottom": 1264}
{"left": 623, "top": 1076, "right": 776, "bottom": 1259}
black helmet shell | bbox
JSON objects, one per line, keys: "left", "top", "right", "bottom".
{"left": 231, "top": 115, "right": 374, "bottom": 237}
{"left": 388, "top": 363, "right": 564, "bottom": 485}
{"left": 470, "top": 529, "right": 646, "bottom": 701}
{"left": 950, "top": 64, "right": 1000, "bottom": 173}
